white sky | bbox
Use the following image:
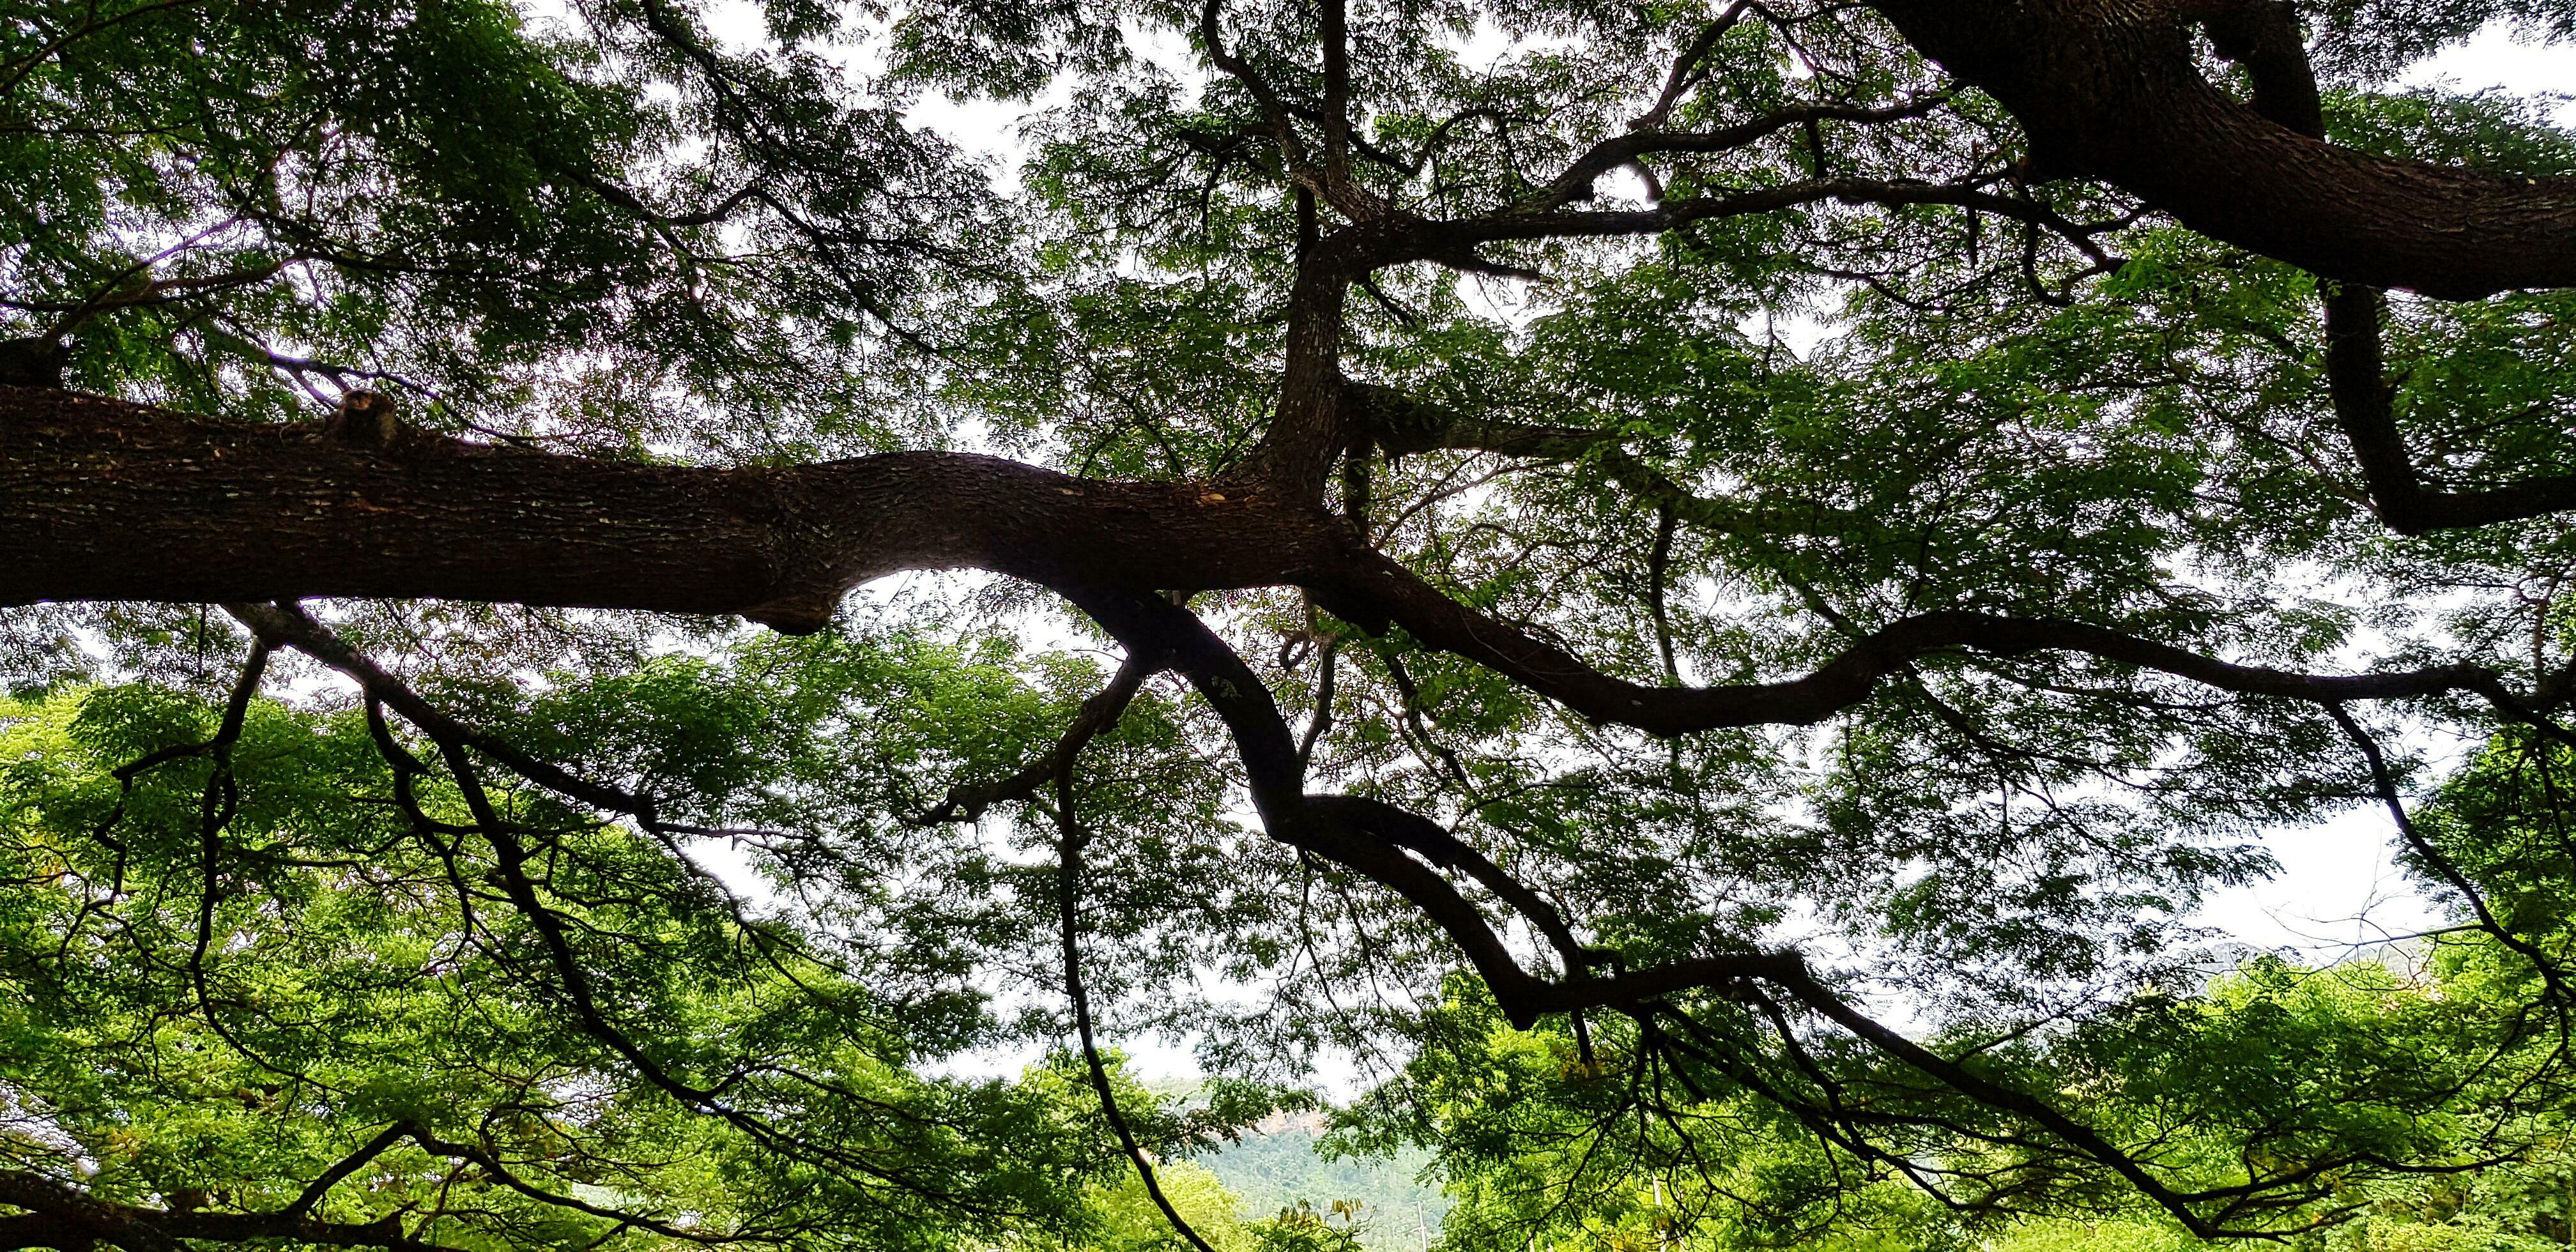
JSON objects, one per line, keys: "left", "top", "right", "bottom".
{"left": 2189, "top": 27, "right": 2570, "bottom": 958}
{"left": 2412, "top": 22, "right": 2576, "bottom": 123}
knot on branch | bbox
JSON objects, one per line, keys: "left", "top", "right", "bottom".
{"left": 0, "top": 337, "right": 67, "bottom": 389}
{"left": 1338, "top": 380, "right": 1459, "bottom": 458}
{"left": 325, "top": 390, "right": 403, "bottom": 447}
{"left": 1304, "top": 792, "right": 1474, "bottom": 869}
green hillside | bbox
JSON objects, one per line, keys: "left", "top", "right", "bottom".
{"left": 1195, "top": 1119, "right": 1451, "bottom": 1252}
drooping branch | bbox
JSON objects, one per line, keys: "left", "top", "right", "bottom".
{"left": 2322, "top": 282, "right": 2576, "bottom": 533}
{"left": 1088, "top": 595, "right": 1782, "bottom": 1011}
{"left": 1062, "top": 590, "right": 2370, "bottom": 1239}
{"left": 218, "top": 602, "right": 1043, "bottom": 1222}
{"left": 1056, "top": 584, "right": 1575, "bottom": 1012}
{"left": 2327, "top": 703, "right": 2575, "bottom": 1016}
{"left": 1048, "top": 712, "right": 1227, "bottom": 1252}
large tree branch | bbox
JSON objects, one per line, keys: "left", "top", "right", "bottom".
{"left": 7, "top": 388, "right": 2554, "bottom": 745}
{"left": 1862, "top": 0, "right": 2576, "bottom": 298}
{"left": 1, "top": 388, "right": 1360, "bottom": 634}
{"left": 232, "top": 583, "right": 2326, "bottom": 1242}
{"left": 0, "top": 1167, "right": 451, "bottom": 1252}
{"left": 11, "top": 396, "right": 2513, "bottom": 1239}
{"left": 2181, "top": 7, "right": 2576, "bottom": 533}
{"left": 1062, "top": 592, "right": 2358, "bottom": 1239}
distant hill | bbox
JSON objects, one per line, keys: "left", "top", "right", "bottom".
{"left": 1192, "top": 1114, "right": 1450, "bottom": 1252}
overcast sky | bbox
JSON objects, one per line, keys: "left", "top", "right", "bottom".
{"left": 2188, "top": 26, "right": 2570, "bottom": 959}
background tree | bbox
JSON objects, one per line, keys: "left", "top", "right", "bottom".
{"left": 3, "top": 0, "right": 2576, "bottom": 1248}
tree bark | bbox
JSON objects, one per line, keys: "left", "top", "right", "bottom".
{"left": 1864, "top": 0, "right": 2576, "bottom": 299}
{"left": 1, "top": 386, "right": 2535, "bottom": 740}
{"left": 0, "top": 387, "right": 1356, "bottom": 634}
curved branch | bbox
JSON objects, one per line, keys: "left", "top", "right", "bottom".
{"left": 1629, "top": 1, "right": 1763, "bottom": 135}
{"left": 1861, "top": 0, "right": 2576, "bottom": 298}
{"left": 1061, "top": 589, "right": 2361, "bottom": 1238}
{"left": 1059, "top": 585, "right": 1565, "bottom": 1021}
{"left": 2186, "top": 3, "right": 2576, "bottom": 533}
{"left": 2327, "top": 704, "right": 2575, "bottom": 1014}
{"left": 1523, "top": 96, "right": 1950, "bottom": 215}
{"left": 2324, "top": 282, "right": 2576, "bottom": 533}
{"left": 1309, "top": 546, "right": 2541, "bottom": 738}
{"left": 921, "top": 655, "right": 1157, "bottom": 825}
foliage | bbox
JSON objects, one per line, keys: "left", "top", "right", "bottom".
{"left": 7, "top": 0, "right": 2576, "bottom": 1248}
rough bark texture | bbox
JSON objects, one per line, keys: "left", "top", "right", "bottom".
{"left": 1864, "top": 0, "right": 2576, "bottom": 298}
{"left": 3, "top": 386, "right": 2537, "bottom": 740}
{"left": 0, "top": 387, "right": 1356, "bottom": 634}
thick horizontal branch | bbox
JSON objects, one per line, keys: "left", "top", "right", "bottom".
{"left": 0, "top": 388, "right": 1359, "bottom": 634}
{"left": 0, "top": 1167, "right": 447, "bottom": 1252}
{"left": 4, "top": 388, "right": 2536, "bottom": 744}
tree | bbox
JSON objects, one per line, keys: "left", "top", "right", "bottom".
{"left": 3, "top": 0, "right": 2576, "bottom": 1246}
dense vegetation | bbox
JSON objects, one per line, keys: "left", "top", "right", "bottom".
{"left": 3, "top": 0, "right": 2576, "bottom": 1248}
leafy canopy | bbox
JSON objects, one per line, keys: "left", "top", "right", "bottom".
{"left": 5, "top": 0, "right": 2576, "bottom": 1248}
